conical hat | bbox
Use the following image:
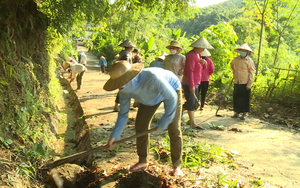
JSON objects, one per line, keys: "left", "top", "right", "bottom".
{"left": 103, "top": 60, "right": 143, "bottom": 91}
{"left": 119, "top": 39, "right": 136, "bottom": 48}
{"left": 166, "top": 40, "right": 183, "bottom": 51}
{"left": 200, "top": 49, "right": 211, "bottom": 57}
{"left": 234, "top": 43, "right": 253, "bottom": 54}
{"left": 190, "top": 37, "right": 214, "bottom": 49}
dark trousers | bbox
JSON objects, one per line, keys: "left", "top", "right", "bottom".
{"left": 182, "top": 84, "right": 199, "bottom": 111}
{"left": 76, "top": 71, "right": 84, "bottom": 89}
{"left": 135, "top": 90, "right": 182, "bottom": 168}
{"left": 199, "top": 81, "right": 209, "bottom": 108}
{"left": 233, "top": 84, "right": 251, "bottom": 114}
{"left": 100, "top": 64, "right": 105, "bottom": 73}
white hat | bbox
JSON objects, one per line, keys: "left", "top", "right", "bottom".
{"left": 200, "top": 49, "right": 211, "bottom": 57}
{"left": 234, "top": 43, "right": 253, "bottom": 54}
{"left": 190, "top": 37, "right": 214, "bottom": 49}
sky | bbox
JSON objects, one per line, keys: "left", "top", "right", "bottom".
{"left": 195, "top": 0, "right": 228, "bottom": 7}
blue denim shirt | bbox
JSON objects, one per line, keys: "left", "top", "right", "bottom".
{"left": 111, "top": 67, "right": 181, "bottom": 139}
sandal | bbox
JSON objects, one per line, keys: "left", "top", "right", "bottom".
{"left": 129, "top": 163, "right": 148, "bottom": 172}
{"left": 231, "top": 114, "right": 239, "bottom": 118}
{"left": 240, "top": 116, "right": 246, "bottom": 120}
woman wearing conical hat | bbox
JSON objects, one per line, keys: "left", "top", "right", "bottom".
{"left": 199, "top": 49, "right": 215, "bottom": 110}
{"left": 163, "top": 40, "right": 186, "bottom": 82}
{"left": 182, "top": 37, "right": 214, "bottom": 129}
{"left": 230, "top": 43, "right": 255, "bottom": 120}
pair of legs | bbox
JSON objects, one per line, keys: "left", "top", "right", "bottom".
{"left": 132, "top": 90, "right": 183, "bottom": 176}
{"left": 100, "top": 64, "right": 105, "bottom": 73}
{"left": 182, "top": 84, "right": 203, "bottom": 129}
{"left": 76, "top": 71, "right": 85, "bottom": 90}
{"left": 199, "top": 81, "right": 209, "bottom": 110}
{"left": 232, "top": 84, "right": 251, "bottom": 119}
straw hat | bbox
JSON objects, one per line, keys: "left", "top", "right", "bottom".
{"left": 115, "top": 54, "right": 120, "bottom": 58}
{"left": 190, "top": 37, "right": 214, "bottom": 49}
{"left": 103, "top": 60, "right": 144, "bottom": 91}
{"left": 166, "top": 40, "right": 183, "bottom": 51}
{"left": 200, "top": 49, "right": 211, "bottom": 57}
{"left": 234, "top": 43, "right": 253, "bottom": 54}
{"left": 119, "top": 39, "right": 136, "bottom": 48}
{"left": 100, "top": 56, "right": 105, "bottom": 59}
{"left": 63, "top": 61, "right": 71, "bottom": 69}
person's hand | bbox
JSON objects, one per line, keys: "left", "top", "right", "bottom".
{"left": 200, "top": 59, "right": 206, "bottom": 65}
{"left": 246, "top": 86, "right": 251, "bottom": 90}
{"left": 106, "top": 138, "right": 117, "bottom": 150}
{"left": 155, "top": 126, "right": 164, "bottom": 133}
{"left": 189, "top": 87, "right": 195, "bottom": 94}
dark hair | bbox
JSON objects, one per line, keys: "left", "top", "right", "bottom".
{"left": 133, "top": 49, "right": 139, "bottom": 53}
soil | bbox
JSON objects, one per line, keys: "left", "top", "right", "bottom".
{"left": 59, "top": 45, "right": 300, "bottom": 188}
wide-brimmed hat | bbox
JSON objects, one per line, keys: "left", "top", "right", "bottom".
{"left": 63, "top": 61, "right": 71, "bottom": 69}
{"left": 119, "top": 39, "right": 136, "bottom": 48}
{"left": 200, "top": 49, "right": 211, "bottom": 57}
{"left": 103, "top": 60, "right": 143, "bottom": 91}
{"left": 100, "top": 56, "right": 105, "bottom": 59}
{"left": 166, "top": 40, "right": 183, "bottom": 51}
{"left": 115, "top": 54, "right": 120, "bottom": 58}
{"left": 190, "top": 37, "right": 214, "bottom": 49}
{"left": 79, "top": 51, "right": 85, "bottom": 55}
{"left": 234, "top": 43, "right": 253, "bottom": 54}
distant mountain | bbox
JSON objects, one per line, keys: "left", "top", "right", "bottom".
{"left": 170, "top": 0, "right": 244, "bottom": 37}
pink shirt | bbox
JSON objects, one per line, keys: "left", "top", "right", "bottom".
{"left": 201, "top": 57, "right": 214, "bottom": 81}
{"left": 182, "top": 50, "right": 203, "bottom": 89}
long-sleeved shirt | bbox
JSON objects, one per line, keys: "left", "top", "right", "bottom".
{"left": 201, "top": 57, "right": 214, "bottom": 81}
{"left": 111, "top": 67, "right": 181, "bottom": 139}
{"left": 99, "top": 59, "right": 107, "bottom": 66}
{"left": 182, "top": 50, "right": 204, "bottom": 89}
{"left": 70, "top": 64, "right": 87, "bottom": 79}
{"left": 230, "top": 56, "right": 255, "bottom": 88}
{"left": 163, "top": 53, "right": 185, "bottom": 81}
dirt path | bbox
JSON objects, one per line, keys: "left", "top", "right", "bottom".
{"left": 69, "top": 46, "right": 300, "bottom": 187}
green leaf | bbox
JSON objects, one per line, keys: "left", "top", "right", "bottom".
{"left": 5, "top": 139, "right": 13, "bottom": 145}
{"left": 147, "top": 37, "right": 154, "bottom": 52}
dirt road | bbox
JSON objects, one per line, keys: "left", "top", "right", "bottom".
{"left": 69, "top": 46, "right": 300, "bottom": 187}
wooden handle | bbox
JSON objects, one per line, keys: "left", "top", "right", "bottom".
{"left": 46, "top": 128, "right": 157, "bottom": 169}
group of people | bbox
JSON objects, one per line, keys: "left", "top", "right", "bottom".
{"left": 63, "top": 38, "right": 255, "bottom": 177}
{"left": 103, "top": 38, "right": 255, "bottom": 177}
{"left": 63, "top": 52, "right": 87, "bottom": 91}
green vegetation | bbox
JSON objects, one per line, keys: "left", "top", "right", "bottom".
{"left": 1, "top": 0, "right": 299, "bottom": 186}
